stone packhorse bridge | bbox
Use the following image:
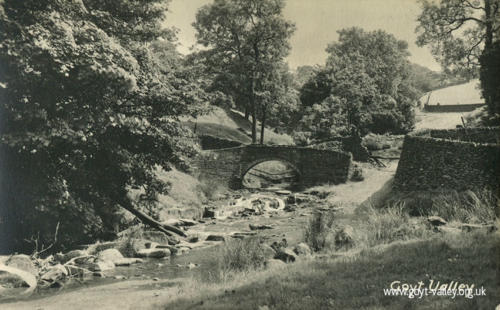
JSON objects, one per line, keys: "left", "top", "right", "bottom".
{"left": 195, "top": 145, "right": 352, "bottom": 189}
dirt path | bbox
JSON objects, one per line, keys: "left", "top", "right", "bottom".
{"left": 2, "top": 279, "right": 184, "bottom": 310}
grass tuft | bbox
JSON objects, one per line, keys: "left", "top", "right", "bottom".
{"left": 304, "top": 210, "right": 336, "bottom": 252}
{"left": 206, "top": 237, "right": 267, "bottom": 283}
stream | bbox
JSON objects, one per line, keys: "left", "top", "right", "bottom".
{"left": 0, "top": 190, "right": 294, "bottom": 304}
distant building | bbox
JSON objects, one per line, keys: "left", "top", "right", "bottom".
{"left": 419, "top": 79, "right": 485, "bottom": 112}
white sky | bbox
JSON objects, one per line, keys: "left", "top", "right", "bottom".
{"left": 164, "top": 0, "right": 442, "bottom": 71}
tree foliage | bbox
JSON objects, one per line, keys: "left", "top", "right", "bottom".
{"left": 193, "top": 0, "right": 295, "bottom": 143}
{"left": 416, "top": 0, "right": 500, "bottom": 118}
{"left": 416, "top": 0, "right": 500, "bottom": 77}
{"left": 296, "top": 28, "right": 418, "bottom": 141}
{"left": 0, "top": 0, "right": 207, "bottom": 252}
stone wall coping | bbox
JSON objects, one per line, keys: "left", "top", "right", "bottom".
{"left": 408, "top": 127, "right": 500, "bottom": 147}
{"left": 200, "top": 144, "right": 352, "bottom": 157}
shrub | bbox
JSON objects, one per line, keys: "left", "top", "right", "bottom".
{"left": 386, "top": 190, "right": 498, "bottom": 223}
{"left": 353, "top": 204, "right": 431, "bottom": 248}
{"left": 117, "top": 225, "right": 144, "bottom": 257}
{"left": 209, "top": 237, "right": 267, "bottom": 282}
{"left": 421, "top": 190, "right": 497, "bottom": 223}
{"left": 350, "top": 165, "right": 364, "bottom": 182}
{"left": 304, "top": 210, "right": 336, "bottom": 252}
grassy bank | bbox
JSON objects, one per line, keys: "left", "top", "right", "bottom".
{"left": 158, "top": 231, "right": 498, "bottom": 310}
{"left": 155, "top": 187, "right": 498, "bottom": 310}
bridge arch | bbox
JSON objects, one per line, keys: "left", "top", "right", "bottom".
{"left": 241, "top": 158, "right": 301, "bottom": 189}
{"left": 241, "top": 157, "right": 302, "bottom": 180}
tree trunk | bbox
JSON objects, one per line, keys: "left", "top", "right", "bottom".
{"left": 244, "top": 106, "right": 249, "bottom": 120}
{"left": 251, "top": 105, "right": 257, "bottom": 144}
{"left": 250, "top": 78, "right": 257, "bottom": 143}
{"left": 484, "top": 0, "right": 493, "bottom": 49}
{"left": 120, "top": 202, "right": 186, "bottom": 237}
{"left": 260, "top": 104, "right": 267, "bottom": 144}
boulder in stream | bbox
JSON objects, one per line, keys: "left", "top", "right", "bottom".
{"left": 136, "top": 248, "right": 171, "bottom": 258}
{"left": 5, "top": 255, "right": 37, "bottom": 277}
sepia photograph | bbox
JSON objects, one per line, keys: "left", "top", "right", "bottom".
{"left": 0, "top": 0, "right": 499, "bottom": 309}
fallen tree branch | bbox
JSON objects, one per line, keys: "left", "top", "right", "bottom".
{"left": 119, "top": 202, "right": 187, "bottom": 237}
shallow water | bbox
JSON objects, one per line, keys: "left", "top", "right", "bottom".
{"left": 0, "top": 191, "right": 291, "bottom": 304}
{"left": 0, "top": 243, "right": 223, "bottom": 304}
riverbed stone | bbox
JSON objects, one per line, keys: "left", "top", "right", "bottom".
{"left": 293, "top": 243, "right": 312, "bottom": 256}
{"left": 335, "top": 225, "right": 355, "bottom": 250}
{"left": 97, "top": 249, "right": 124, "bottom": 264}
{"left": 427, "top": 216, "right": 447, "bottom": 226}
{"left": 275, "top": 190, "right": 292, "bottom": 195}
{"left": 5, "top": 254, "right": 37, "bottom": 276}
{"left": 203, "top": 208, "right": 216, "bottom": 218}
{"left": 114, "top": 258, "right": 144, "bottom": 266}
{"left": 206, "top": 235, "right": 225, "bottom": 242}
{"left": 274, "top": 248, "right": 297, "bottom": 263}
{"left": 145, "top": 241, "right": 159, "bottom": 249}
{"left": 56, "top": 249, "right": 88, "bottom": 263}
{"left": 249, "top": 224, "right": 273, "bottom": 230}
{"left": 40, "top": 264, "right": 68, "bottom": 282}
{"left": 136, "top": 248, "right": 171, "bottom": 258}
{"left": 89, "top": 260, "right": 115, "bottom": 272}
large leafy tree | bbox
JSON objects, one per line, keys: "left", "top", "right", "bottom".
{"left": 0, "top": 0, "right": 206, "bottom": 252}
{"left": 416, "top": 0, "right": 500, "bottom": 118}
{"left": 193, "top": 0, "right": 295, "bottom": 143}
{"left": 297, "top": 28, "right": 418, "bottom": 140}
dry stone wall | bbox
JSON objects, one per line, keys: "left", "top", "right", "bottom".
{"left": 394, "top": 127, "right": 500, "bottom": 192}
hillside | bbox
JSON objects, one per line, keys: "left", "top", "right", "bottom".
{"left": 182, "top": 107, "right": 294, "bottom": 146}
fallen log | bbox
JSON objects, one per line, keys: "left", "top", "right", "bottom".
{"left": 120, "top": 202, "right": 187, "bottom": 238}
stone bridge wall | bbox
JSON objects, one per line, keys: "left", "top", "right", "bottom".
{"left": 394, "top": 127, "right": 500, "bottom": 192}
{"left": 195, "top": 145, "right": 352, "bottom": 189}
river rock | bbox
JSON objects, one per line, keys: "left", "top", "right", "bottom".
{"left": 206, "top": 235, "right": 225, "bottom": 242}
{"left": 293, "top": 243, "right": 312, "bottom": 256}
{"left": 142, "top": 231, "right": 172, "bottom": 244}
{"left": 97, "top": 249, "right": 124, "bottom": 264}
{"left": 203, "top": 208, "right": 216, "bottom": 218}
{"left": 5, "top": 254, "right": 37, "bottom": 276}
{"left": 265, "top": 259, "right": 286, "bottom": 269}
{"left": 144, "top": 241, "right": 158, "bottom": 249}
{"left": 275, "top": 190, "right": 292, "bottom": 195}
{"left": 40, "top": 264, "right": 68, "bottom": 282}
{"left": 274, "top": 248, "right": 297, "bottom": 263}
{"left": 335, "top": 226, "right": 355, "bottom": 250}
{"left": 56, "top": 249, "right": 88, "bottom": 263}
{"left": 0, "top": 264, "right": 37, "bottom": 293}
{"left": 427, "top": 216, "right": 447, "bottom": 226}
{"left": 90, "top": 241, "right": 121, "bottom": 254}
{"left": 249, "top": 224, "right": 273, "bottom": 230}
{"left": 136, "top": 248, "right": 171, "bottom": 258}
{"left": 459, "top": 223, "right": 496, "bottom": 233}
{"left": 89, "top": 260, "right": 115, "bottom": 272}
{"left": 114, "top": 258, "right": 144, "bottom": 266}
